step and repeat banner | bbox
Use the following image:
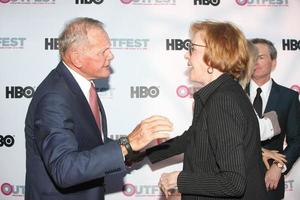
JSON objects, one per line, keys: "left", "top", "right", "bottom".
{"left": 1, "top": 0, "right": 299, "bottom": 199}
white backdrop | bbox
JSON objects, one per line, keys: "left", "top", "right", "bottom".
{"left": 0, "top": 0, "right": 299, "bottom": 199}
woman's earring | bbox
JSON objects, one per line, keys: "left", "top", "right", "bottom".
{"left": 207, "top": 67, "right": 214, "bottom": 74}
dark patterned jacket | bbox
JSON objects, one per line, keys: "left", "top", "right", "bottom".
{"left": 147, "top": 73, "right": 267, "bottom": 200}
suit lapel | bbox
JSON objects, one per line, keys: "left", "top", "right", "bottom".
{"left": 57, "top": 62, "right": 104, "bottom": 143}
{"left": 96, "top": 95, "right": 108, "bottom": 141}
{"left": 265, "top": 80, "right": 280, "bottom": 113}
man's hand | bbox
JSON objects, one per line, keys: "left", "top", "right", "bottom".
{"left": 158, "top": 171, "right": 180, "bottom": 199}
{"left": 265, "top": 163, "right": 282, "bottom": 191}
{"left": 127, "top": 115, "right": 173, "bottom": 152}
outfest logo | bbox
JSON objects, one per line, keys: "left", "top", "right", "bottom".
{"left": 122, "top": 183, "right": 162, "bottom": 197}
{"left": 1, "top": 182, "right": 25, "bottom": 197}
{"left": 0, "top": 0, "right": 55, "bottom": 4}
{"left": 122, "top": 183, "right": 180, "bottom": 197}
{"left": 111, "top": 38, "right": 150, "bottom": 50}
{"left": 236, "top": 0, "right": 288, "bottom": 7}
{"left": 0, "top": 37, "right": 26, "bottom": 49}
{"left": 120, "top": 0, "right": 176, "bottom": 5}
{"left": 291, "top": 85, "right": 300, "bottom": 94}
{"left": 176, "top": 85, "right": 201, "bottom": 98}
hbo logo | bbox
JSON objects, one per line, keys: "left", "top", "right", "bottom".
{"left": 0, "top": 135, "right": 15, "bottom": 147}
{"left": 166, "top": 39, "right": 190, "bottom": 50}
{"left": 75, "top": 0, "right": 104, "bottom": 4}
{"left": 194, "top": 0, "right": 220, "bottom": 6}
{"left": 282, "top": 39, "right": 300, "bottom": 51}
{"left": 130, "top": 86, "right": 159, "bottom": 98}
{"left": 6, "top": 86, "right": 35, "bottom": 98}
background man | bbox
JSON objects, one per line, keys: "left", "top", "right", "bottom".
{"left": 247, "top": 38, "right": 300, "bottom": 200}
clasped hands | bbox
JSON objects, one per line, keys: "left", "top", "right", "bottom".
{"left": 126, "top": 115, "right": 173, "bottom": 153}
{"left": 262, "top": 148, "right": 287, "bottom": 170}
{"left": 262, "top": 148, "right": 287, "bottom": 191}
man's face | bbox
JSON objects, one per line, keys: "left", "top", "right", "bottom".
{"left": 79, "top": 28, "right": 114, "bottom": 80}
{"left": 252, "top": 43, "right": 276, "bottom": 82}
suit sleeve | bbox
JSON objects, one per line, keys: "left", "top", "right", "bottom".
{"left": 34, "top": 93, "right": 126, "bottom": 188}
{"left": 177, "top": 95, "right": 247, "bottom": 197}
{"left": 146, "top": 127, "right": 191, "bottom": 163}
{"left": 283, "top": 92, "right": 300, "bottom": 174}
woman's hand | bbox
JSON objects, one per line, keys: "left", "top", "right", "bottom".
{"left": 158, "top": 171, "right": 180, "bottom": 199}
{"left": 262, "top": 148, "right": 287, "bottom": 169}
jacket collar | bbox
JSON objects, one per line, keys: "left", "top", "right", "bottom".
{"left": 193, "top": 73, "right": 234, "bottom": 104}
{"left": 56, "top": 61, "right": 84, "bottom": 96}
{"left": 265, "top": 80, "right": 280, "bottom": 112}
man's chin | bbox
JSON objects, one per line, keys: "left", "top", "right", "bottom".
{"left": 93, "top": 72, "right": 109, "bottom": 79}
{"left": 99, "top": 74, "right": 110, "bottom": 79}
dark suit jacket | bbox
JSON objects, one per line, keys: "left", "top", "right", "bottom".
{"left": 246, "top": 80, "right": 300, "bottom": 200}
{"left": 147, "top": 74, "right": 267, "bottom": 200}
{"left": 25, "top": 62, "right": 126, "bottom": 200}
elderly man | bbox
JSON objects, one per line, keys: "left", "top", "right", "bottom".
{"left": 24, "top": 17, "right": 172, "bottom": 200}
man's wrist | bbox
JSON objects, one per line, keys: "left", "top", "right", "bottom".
{"left": 118, "top": 136, "right": 133, "bottom": 157}
{"left": 273, "top": 160, "right": 285, "bottom": 172}
{"left": 273, "top": 160, "right": 284, "bottom": 169}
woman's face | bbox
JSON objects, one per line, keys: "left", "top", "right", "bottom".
{"left": 184, "top": 32, "right": 210, "bottom": 86}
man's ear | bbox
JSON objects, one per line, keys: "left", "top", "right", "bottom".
{"left": 70, "top": 50, "right": 82, "bottom": 69}
{"left": 271, "top": 59, "right": 277, "bottom": 71}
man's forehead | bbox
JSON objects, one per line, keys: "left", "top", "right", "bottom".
{"left": 87, "top": 28, "right": 110, "bottom": 43}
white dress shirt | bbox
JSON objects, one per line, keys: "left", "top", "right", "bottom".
{"left": 250, "top": 79, "right": 287, "bottom": 172}
{"left": 249, "top": 79, "right": 274, "bottom": 141}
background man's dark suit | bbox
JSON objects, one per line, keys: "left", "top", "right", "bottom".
{"left": 247, "top": 80, "right": 300, "bottom": 199}
{"left": 25, "top": 62, "right": 126, "bottom": 200}
{"left": 146, "top": 74, "right": 267, "bottom": 200}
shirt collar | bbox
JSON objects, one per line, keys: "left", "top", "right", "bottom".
{"left": 249, "top": 79, "right": 272, "bottom": 102}
{"left": 63, "top": 61, "right": 92, "bottom": 102}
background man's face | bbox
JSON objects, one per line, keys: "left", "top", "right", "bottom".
{"left": 252, "top": 43, "right": 276, "bottom": 81}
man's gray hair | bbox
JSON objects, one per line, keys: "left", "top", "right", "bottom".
{"left": 251, "top": 38, "right": 277, "bottom": 60}
{"left": 58, "top": 17, "right": 104, "bottom": 58}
